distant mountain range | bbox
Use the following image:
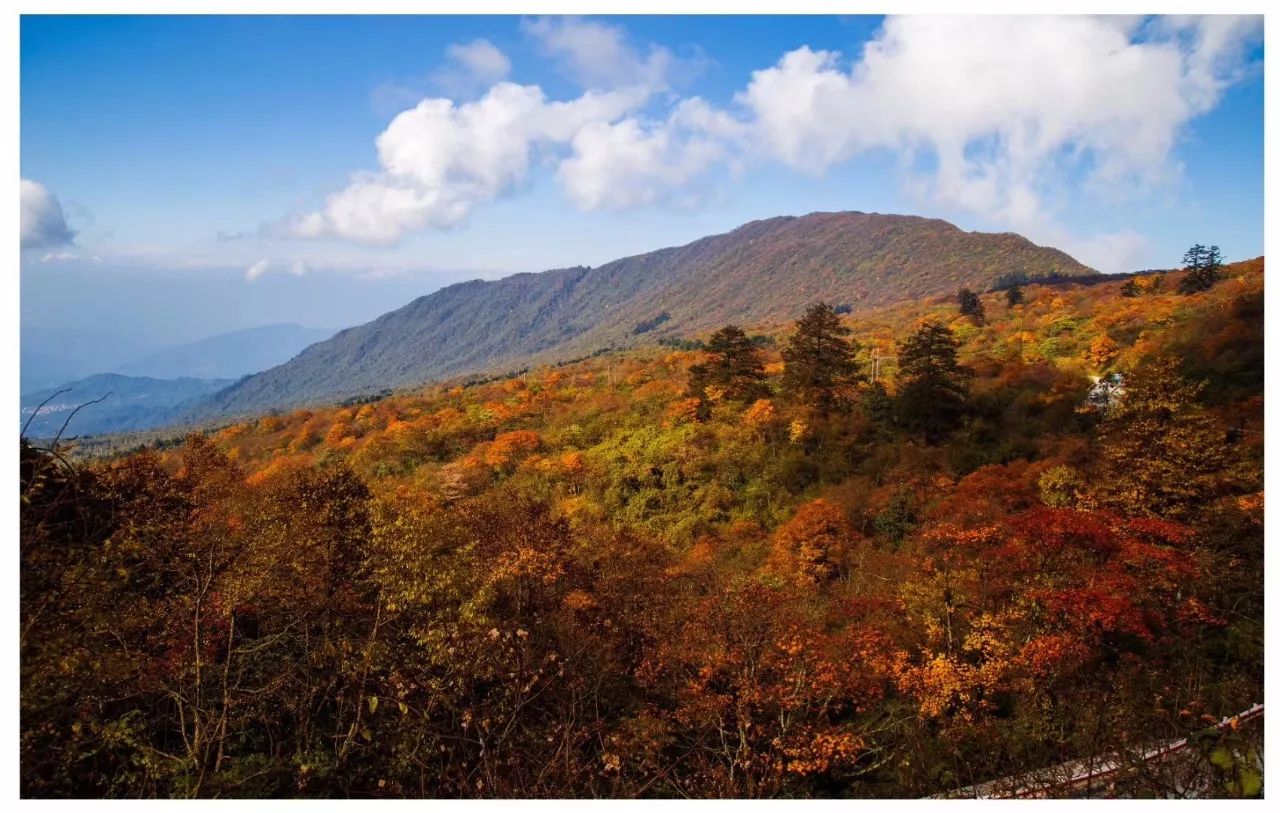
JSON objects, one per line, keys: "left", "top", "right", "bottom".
{"left": 114, "top": 323, "right": 339, "bottom": 380}
{"left": 20, "top": 374, "right": 232, "bottom": 440}
{"left": 197, "top": 211, "right": 1095, "bottom": 419}
{"left": 21, "top": 323, "right": 339, "bottom": 395}
{"left": 20, "top": 326, "right": 155, "bottom": 394}
{"left": 20, "top": 323, "right": 339, "bottom": 438}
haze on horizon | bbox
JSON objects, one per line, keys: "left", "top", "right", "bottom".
{"left": 20, "top": 14, "right": 1264, "bottom": 352}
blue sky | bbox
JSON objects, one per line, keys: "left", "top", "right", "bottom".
{"left": 20, "top": 14, "right": 1265, "bottom": 347}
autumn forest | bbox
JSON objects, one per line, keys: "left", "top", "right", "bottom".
{"left": 20, "top": 252, "right": 1264, "bottom": 798}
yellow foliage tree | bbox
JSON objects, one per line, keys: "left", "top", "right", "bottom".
{"left": 768, "top": 498, "right": 857, "bottom": 585}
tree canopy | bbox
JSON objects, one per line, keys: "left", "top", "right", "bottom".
{"left": 780, "top": 303, "right": 865, "bottom": 415}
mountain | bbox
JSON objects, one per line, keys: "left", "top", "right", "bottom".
{"left": 20, "top": 374, "right": 232, "bottom": 440}
{"left": 20, "top": 326, "right": 155, "bottom": 394}
{"left": 116, "top": 323, "right": 339, "bottom": 380}
{"left": 196, "top": 211, "right": 1097, "bottom": 419}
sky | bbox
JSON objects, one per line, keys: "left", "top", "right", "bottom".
{"left": 20, "top": 14, "right": 1265, "bottom": 349}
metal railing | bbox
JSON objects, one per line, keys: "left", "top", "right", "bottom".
{"left": 933, "top": 703, "right": 1264, "bottom": 799}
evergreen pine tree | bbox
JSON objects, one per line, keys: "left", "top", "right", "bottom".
{"left": 687, "top": 324, "right": 769, "bottom": 406}
{"left": 957, "top": 287, "right": 985, "bottom": 323}
{"left": 895, "top": 320, "right": 971, "bottom": 443}
{"left": 781, "top": 303, "right": 864, "bottom": 415}
{"left": 1178, "top": 243, "right": 1224, "bottom": 294}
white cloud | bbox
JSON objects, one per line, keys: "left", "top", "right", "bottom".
{"left": 522, "top": 16, "right": 685, "bottom": 93}
{"left": 1060, "top": 231, "right": 1151, "bottom": 276}
{"left": 245, "top": 259, "right": 271, "bottom": 281}
{"left": 558, "top": 98, "right": 747, "bottom": 210}
{"left": 282, "top": 15, "right": 1260, "bottom": 269}
{"left": 432, "top": 39, "right": 511, "bottom": 96}
{"left": 287, "top": 81, "right": 650, "bottom": 242}
{"left": 245, "top": 258, "right": 310, "bottom": 281}
{"left": 736, "top": 15, "right": 1261, "bottom": 270}
{"left": 448, "top": 39, "right": 511, "bottom": 83}
{"left": 288, "top": 17, "right": 703, "bottom": 243}
{"left": 38, "top": 250, "right": 90, "bottom": 263}
{"left": 20, "top": 179, "right": 76, "bottom": 250}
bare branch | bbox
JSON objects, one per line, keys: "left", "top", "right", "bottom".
{"left": 20, "top": 387, "right": 71, "bottom": 439}
{"left": 51, "top": 392, "right": 112, "bottom": 449}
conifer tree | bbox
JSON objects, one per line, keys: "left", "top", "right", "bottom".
{"left": 687, "top": 324, "right": 769, "bottom": 415}
{"left": 957, "top": 287, "right": 985, "bottom": 323}
{"left": 1178, "top": 243, "right": 1224, "bottom": 294}
{"left": 895, "top": 320, "right": 970, "bottom": 443}
{"left": 780, "top": 303, "right": 864, "bottom": 415}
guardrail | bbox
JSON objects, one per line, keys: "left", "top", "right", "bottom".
{"left": 933, "top": 703, "right": 1264, "bottom": 799}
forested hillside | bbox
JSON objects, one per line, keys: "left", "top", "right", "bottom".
{"left": 197, "top": 212, "right": 1094, "bottom": 418}
{"left": 21, "top": 256, "right": 1261, "bottom": 798}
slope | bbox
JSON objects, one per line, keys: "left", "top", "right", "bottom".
{"left": 197, "top": 211, "right": 1095, "bottom": 418}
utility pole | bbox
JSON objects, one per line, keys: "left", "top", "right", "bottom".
{"left": 870, "top": 352, "right": 891, "bottom": 382}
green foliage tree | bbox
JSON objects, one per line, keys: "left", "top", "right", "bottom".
{"left": 780, "top": 303, "right": 864, "bottom": 415}
{"left": 873, "top": 487, "right": 916, "bottom": 547}
{"left": 687, "top": 324, "right": 769, "bottom": 407}
{"left": 1005, "top": 284, "right": 1025, "bottom": 308}
{"left": 957, "top": 287, "right": 985, "bottom": 323}
{"left": 1178, "top": 243, "right": 1224, "bottom": 294}
{"left": 895, "top": 321, "right": 971, "bottom": 443}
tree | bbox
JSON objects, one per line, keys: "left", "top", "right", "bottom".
{"left": 895, "top": 321, "right": 970, "bottom": 443}
{"left": 687, "top": 325, "right": 769, "bottom": 408}
{"left": 742, "top": 398, "right": 779, "bottom": 439}
{"left": 873, "top": 487, "right": 916, "bottom": 547}
{"left": 1119, "top": 278, "right": 1140, "bottom": 297}
{"left": 768, "top": 498, "right": 858, "bottom": 584}
{"left": 780, "top": 303, "right": 865, "bottom": 415}
{"left": 1086, "top": 335, "right": 1120, "bottom": 370}
{"left": 1095, "top": 356, "right": 1233, "bottom": 520}
{"left": 995, "top": 271, "right": 1031, "bottom": 290}
{"left": 1005, "top": 284, "right": 1025, "bottom": 308}
{"left": 1178, "top": 243, "right": 1224, "bottom": 294}
{"left": 957, "top": 287, "right": 985, "bottom": 323}
{"left": 484, "top": 429, "right": 542, "bottom": 471}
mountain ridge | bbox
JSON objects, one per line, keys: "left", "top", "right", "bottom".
{"left": 194, "top": 211, "right": 1097, "bottom": 419}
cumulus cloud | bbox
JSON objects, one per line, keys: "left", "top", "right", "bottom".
{"left": 432, "top": 39, "right": 511, "bottom": 96}
{"left": 737, "top": 16, "right": 1261, "bottom": 269}
{"left": 21, "top": 179, "right": 76, "bottom": 250}
{"left": 287, "top": 80, "right": 651, "bottom": 242}
{"left": 283, "top": 15, "right": 1260, "bottom": 268}
{"left": 287, "top": 17, "right": 707, "bottom": 243}
{"left": 558, "top": 98, "right": 748, "bottom": 210}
